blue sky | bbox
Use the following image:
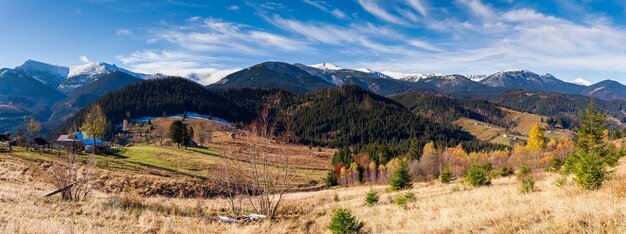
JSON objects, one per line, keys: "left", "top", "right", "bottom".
{"left": 2, "top": 0, "right": 626, "bottom": 84}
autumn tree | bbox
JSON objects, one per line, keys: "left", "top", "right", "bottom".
{"left": 81, "top": 105, "right": 107, "bottom": 154}
{"left": 25, "top": 117, "right": 41, "bottom": 149}
{"left": 527, "top": 123, "right": 545, "bottom": 151}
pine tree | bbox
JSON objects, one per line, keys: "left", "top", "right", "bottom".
{"left": 568, "top": 102, "right": 609, "bottom": 190}
{"left": 466, "top": 164, "right": 490, "bottom": 187}
{"left": 328, "top": 208, "right": 364, "bottom": 234}
{"left": 527, "top": 123, "right": 545, "bottom": 150}
{"left": 364, "top": 188, "right": 379, "bottom": 206}
{"left": 390, "top": 160, "right": 413, "bottom": 191}
{"left": 325, "top": 171, "right": 338, "bottom": 188}
{"left": 407, "top": 138, "right": 421, "bottom": 160}
{"left": 169, "top": 120, "right": 185, "bottom": 148}
{"left": 440, "top": 166, "right": 453, "bottom": 183}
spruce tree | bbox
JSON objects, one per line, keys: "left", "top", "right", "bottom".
{"left": 364, "top": 188, "right": 379, "bottom": 206}
{"left": 407, "top": 138, "right": 421, "bottom": 161}
{"left": 569, "top": 102, "right": 609, "bottom": 190}
{"left": 169, "top": 120, "right": 185, "bottom": 148}
{"left": 390, "top": 160, "right": 413, "bottom": 191}
{"left": 328, "top": 208, "right": 364, "bottom": 234}
{"left": 440, "top": 166, "right": 454, "bottom": 183}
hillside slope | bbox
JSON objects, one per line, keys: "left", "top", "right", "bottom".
{"left": 54, "top": 78, "right": 255, "bottom": 137}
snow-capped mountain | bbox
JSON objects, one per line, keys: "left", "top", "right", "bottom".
{"left": 14, "top": 59, "right": 69, "bottom": 88}
{"left": 59, "top": 62, "right": 148, "bottom": 93}
{"left": 355, "top": 68, "right": 392, "bottom": 79}
{"left": 308, "top": 63, "right": 343, "bottom": 71}
{"left": 480, "top": 70, "right": 583, "bottom": 94}
{"left": 466, "top": 74, "right": 488, "bottom": 82}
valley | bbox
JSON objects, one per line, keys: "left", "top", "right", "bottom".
{"left": 0, "top": 59, "right": 625, "bottom": 234}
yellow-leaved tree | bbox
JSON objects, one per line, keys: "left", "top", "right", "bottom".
{"left": 81, "top": 105, "right": 107, "bottom": 154}
{"left": 527, "top": 123, "right": 545, "bottom": 151}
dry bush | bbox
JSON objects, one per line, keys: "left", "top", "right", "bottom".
{"left": 47, "top": 154, "right": 95, "bottom": 201}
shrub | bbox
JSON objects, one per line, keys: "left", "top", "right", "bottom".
{"left": 440, "top": 166, "right": 454, "bottom": 183}
{"left": 364, "top": 188, "right": 379, "bottom": 206}
{"left": 326, "top": 172, "right": 338, "bottom": 188}
{"left": 395, "top": 192, "right": 416, "bottom": 208}
{"left": 546, "top": 157, "right": 563, "bottom": 172}
{"left": 499, "top": 166, "right": 514, "bottom": 177}
{"left": 466, "top": 164, "right": 491, "bottom": 187}
{"left": 333, "top": 193, "right": 340, "bottom": 202}
{"left": 555, "top": 177, "right": 567, "bottom": 187}
{"left": 328, "top": 208, "right": 364, "bottom": 234}
{"left": 517, "top": 166, "right": 536, "bottom": 193}
{"left": 390, "top": 160, "right": 413, "bottom": 191}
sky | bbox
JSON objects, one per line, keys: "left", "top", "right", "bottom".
{"left": 2, "top": 0, "right": 626, "bottom": 85}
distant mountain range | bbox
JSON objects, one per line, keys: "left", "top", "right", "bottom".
{"left": 0, "top": 60, "right": 161, "bottom": 134}
{"left": 208, "top": 62, "right": 626, "bottom": 101}
{"left": 3, "top": 59, "right": 626, "bottom": 134}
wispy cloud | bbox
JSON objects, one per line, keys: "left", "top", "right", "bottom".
{"left": 79, "top": 55, "right": 91, "bottom": 64}
{"left": 303, "top": 0, "right": 348, "bottom": 19}
{"left": 116, "top": 28, "right": 133, "bottom": 36}
{"left": 153, "top": 18, "right": 311, "bottom": 55}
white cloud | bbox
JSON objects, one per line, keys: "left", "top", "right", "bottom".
{"left": 79, "top": 56, "right": 91, "bottom": 63}
{"left": 406, "top": 0, "right": 428, "bottom": 17}
{"left": 227, "top": 5, "right": 240, "bottom": 11}
{"left": 116, "top": 50, "right": 239, "bottom": 85}
{"left": 456, "top": 0, "right": 496, "bottom": 20}
{"left": 357, "top": 0, "right": 408, "bottom": 25}
{"left": 116, "top": 28, "right": 133, "bottom": 36}
{"left": 153, "top": 18, "right": 310, "bottom": 55}
{"left": 303, "top": 0, "right": 348, "bottom": 19}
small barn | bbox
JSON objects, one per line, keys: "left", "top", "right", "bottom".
{"left": 33, "top": 138, "right": 51, "bottom": 152}
{"left": 0, "top": 134, "right": 11, "bottom": 149}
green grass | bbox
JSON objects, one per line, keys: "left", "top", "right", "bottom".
{"left": 3, "top": 145, "right": 328, "bottom": 187}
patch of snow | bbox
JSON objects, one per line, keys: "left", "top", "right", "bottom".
{"left": 572, "top": 78, "right": 592, "bottom": 86}
{"left": 308, "top": 63, "right": 342, "bottom": 71}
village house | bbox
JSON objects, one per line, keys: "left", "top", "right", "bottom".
{"left": 55, "top": 132, "right": 111, "bottom": 154}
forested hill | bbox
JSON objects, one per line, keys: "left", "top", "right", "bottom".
{"left": 391, "top": 92, "right": 507, "bottom": 125}
{"left": 492, "top": 89, "right": 626, "bottom": 125}
{"left": 53, "top": 77, "right": 255, "bottom": 136}
{"left": 284, "top": 85, "right": 502, "bottom": 153}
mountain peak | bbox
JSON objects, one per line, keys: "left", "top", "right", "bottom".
{"left": 309, "top": 63, "right": 342, "bottom": 71}
{"left": 14, "top": 59, "right": 69, "bottom": 88}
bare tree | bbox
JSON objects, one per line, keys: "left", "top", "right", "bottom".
{"left": 25, "top": 117, "right": 40, "bottom": 150}
{"left": 195, "top": 122, "right": 212, "bottom": 148}
{"left": 154, "top": 124, "right": 167, "bottom": 146}
{"left": 47, "top": 154, "right": 95, "bottom": 201}
{"left": 219, "top": 107, "right": 292, "bottom": 219}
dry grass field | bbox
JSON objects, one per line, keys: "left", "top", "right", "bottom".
{"left": 1, "top": 146, "right": 625, "bottom": 233}
{"left": 454, "top": 108, "right": 574, "bottom": 146}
